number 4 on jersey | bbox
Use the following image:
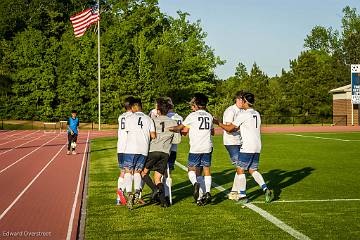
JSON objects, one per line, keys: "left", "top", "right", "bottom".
{"left": 138, "top": 117, "right": 143, "bottom": 128}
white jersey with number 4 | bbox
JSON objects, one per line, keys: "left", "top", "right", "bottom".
{"left": 124, "top": 112, "right": 155, "bottom": 156}
{"left": 233, "top": 108, "right": 261, "bottom": 153}
{"left": 183, "top": 110, "right": 213, "bottom": 154}
{"left": 223, "top": 104, "right": 243, "bottom": 146}
{"left": 117, "top": 111, "right": 132, "bottom": 153}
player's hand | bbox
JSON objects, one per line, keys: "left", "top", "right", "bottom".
{"left": 71, "top": 130, "right": 74, "bottom": 135}
{"left": 213, "top": 117, "right": 220, "bottom": 125}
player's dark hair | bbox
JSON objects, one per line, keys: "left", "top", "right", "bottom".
{"left": 235, "top": 90, "right": 247, "bottom": 100}
{"left": 130, "top": 97, "right": 142, "bottom": 108}
{"left": 156, "top": 97, "right": 171, "bottom": 115}
{"left": 123, "top": 96, "right": 135, "bottom": 110}
{"left": 71, "top": 110, "right": 77, "bottom": 114}
{"left": 190, "top": 93, "right": 208, "bottom": 108}
{"left": 165, "top": 97, "right": 174, "bottom": 110}
{"left": 243, "top": 92, "right": 255, "bottom": 106}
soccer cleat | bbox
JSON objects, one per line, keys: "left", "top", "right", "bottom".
{"left": 134, "top": 190, "right": 145, "bottom": 205}
{"left": 72, "top": 151, "right": 77, "bottom": 155}
{"left": 227, "top": 191, "right": 240, "bottom": 201}
{"left": 66, "top": 151, "right": 70, "bottom": 155}
{"left": 196, "top": 198, "right": 204, "bottom": 206}
{"left": 237, "top": 196, "right": 249, "bottom": 204}
{"left": 193, "top": 182, "right": 200, "bottom": 202}
{"left": 203, "top": 192, "right": 211, "bottom": 205}
{"left": 265, "top": 189, "right": 274, "bottom": 203}
{"left": 117, "top": 189, "right": 127, "bottom": 205}
{"left": 126, "top": 194, "right": 134, "bottom": 210}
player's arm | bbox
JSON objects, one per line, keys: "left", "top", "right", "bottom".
{"left": 150, "top": 131, "right": 156, "bottom": 140}
{"left": 67, "top": 119, "right": 74, "bottom": 134}
{"left": 213, "top": 117, "right": 237, "bottom": 132}
{"left": 150, "top": 119, "right": 156, "bottom": 140}
{"left": 168, "top": 124, "right": 185, "bottom": 133}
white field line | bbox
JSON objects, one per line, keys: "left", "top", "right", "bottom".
{"left": 0, "top": 143, "right": 66, "bottom": 221}
{"left": 175, "top": 161, "right": 311, "bottom": 240}
{"left": 0, "top": 131, "right": 40, "bottom": 145}
{"left": 252, "top": 199, "right": 360, "bottom": 204}
{"left": 286, "top": 133, "right": 360, "bottom": 142}
{"left": 0, "top": 134, "right": 60, "bottom": 174}
{"left": 66, "top": 131, "right": 90, "bottom": 240}
{"left": 0, "top": 134, "right": 45, "bottom": 157}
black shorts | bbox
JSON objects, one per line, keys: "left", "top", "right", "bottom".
{"left": 145, "top": 152, "right": 169, "bottom": 175}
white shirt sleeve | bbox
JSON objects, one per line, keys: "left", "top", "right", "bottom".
{"left": 223, "top": 108, "right": 234, "bottom": 124}
{"left": 183, "top": 113, "right": 194, "bottom": 127}
{"left": 150, "top": 118, "right": 155, "bottom": 132}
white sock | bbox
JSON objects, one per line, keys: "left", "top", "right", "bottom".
{"left": 251, "top": 171, "right": 267, "bottom": 191}
{"left": 133, "top": 172, "right": 142, "bottom": 191}
{"left": 197, "top": 176, "right": 205, "bottom": 199}
{"left": 163, "top": 177, "right": 171, "bottom": 197}
{"left": 204, "top": 176, "right": 211, "bottom": 193}
{"left": 188, "top": 171, "right": 197, "bottom": 185}
{"left": 231, "top": 173, "right": 240, "bottom": 192}
{"left": 124, "top": 173, "right": 133, "bottom": 193}
{"left": 117, "top": 177, "right": 125, "bottom": 190}
{"left": 237, "top": 174, "right": 247, "bottom": 197}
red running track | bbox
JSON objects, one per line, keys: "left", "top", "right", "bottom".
{"left": 0, "top": 130, "right": 114, "bottom": 240}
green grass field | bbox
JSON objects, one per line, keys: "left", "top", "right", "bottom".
{"left": 85, "top": 132, "right": 360, "bottom": 239}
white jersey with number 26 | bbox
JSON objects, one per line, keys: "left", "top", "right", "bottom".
{"left": 124, "top": 112, "right": 155, "bottom": 156}
{"left": 233, "top": 108, "right": 261, "bottom": 153}
{"left": 183, "top": 110, "right": 213, "bottom": 154}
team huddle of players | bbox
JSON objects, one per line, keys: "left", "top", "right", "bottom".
{"left": 116, "top": 91, "right": 273, "bottom": 210}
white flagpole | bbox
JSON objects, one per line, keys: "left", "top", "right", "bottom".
{"left": 97, "top": 0, "right": 101, "bottom": 130}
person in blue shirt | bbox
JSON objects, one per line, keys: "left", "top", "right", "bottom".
{"left": 67, "top": 110, "right": 79, "bottom": 155}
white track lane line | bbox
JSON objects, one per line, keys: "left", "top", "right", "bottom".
{"left": 0, "top": 130, "right": 15, "bottom": 136}
{"left": 0, "top": 143, "right": 66, "bottom": 221}
{"left": 66, "top": 131, "right": 90, "bottom": 240}
{"left": 286, "top": 133, "right": 360, "bottom": 142}
{"left": 0, "top": 130, "right": 28, "bottom": 139}
{"left": 252, "top": 198, "right": 360, "bottom": 204}
{"left": 0, "top": 134, "right": 46, "bottom": 157}
{"left": 0, "top": 131, "right": 41, "bottom": 146}
{"left": 175, "top": 161, "right": 311, "bottom": 240}
{"left": 0, "top": 134, "right": 60, "bottom": 174}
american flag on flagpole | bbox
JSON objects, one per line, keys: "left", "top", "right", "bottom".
{"left": 70, "top": 5, "right": 100, "bottom": 38}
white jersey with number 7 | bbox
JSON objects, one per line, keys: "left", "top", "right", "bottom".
{"left": 183, "top": 110, "right": 213, "bottom": 154}
{"left": 233, "top": 108, "right": 261, "bottom": 153}
{"left": 124, "top": 112, "right": 155, "bottom": 156}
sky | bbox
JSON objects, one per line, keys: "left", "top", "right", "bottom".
{"left": 158, "top": 0, "right": 360, "bottom": 79}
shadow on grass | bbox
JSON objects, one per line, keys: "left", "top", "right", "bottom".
{"left": 247, "top": 167, "right": 315, "bottom": 201}
{"left": 208, "top": 167, "right": 315, "bottom": 204}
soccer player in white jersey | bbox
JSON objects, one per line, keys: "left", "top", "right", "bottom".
{"left": 124, "top": 98, "right": 156, "bottom": 209}
{"left": 213, "top": 92, "right": 274, "bottom": 203}
{"left": 169, "top": 93, "right": 214, "bottom": 206}
{"left": 116, "top": 96, "right": 134, "bottom": 205}
{"left": 223, "top": 91, "right": 246, "bottom": 201}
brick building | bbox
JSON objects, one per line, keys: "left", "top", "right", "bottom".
{"left": 330, "top": 84, "right": 359, "bottom": 126}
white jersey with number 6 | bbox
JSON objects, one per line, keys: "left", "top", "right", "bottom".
{"left": 233, "top": 108, "right": 261, "bottom": 153}
{"left": 167, "top": 112, "right": 183, "bottom": 152}
{"left": 223, "top": 104, "right": 243, "bottom": 146}
{"left": 124, "top": 112, "right": 155, "bottom": 156}
{"left": 183, "top": 110, "right": 213, "bottom": 154}
{"left": 117, "top": 111, "right": 132, "bottom": 153}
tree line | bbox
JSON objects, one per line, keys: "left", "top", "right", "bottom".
{"left": 0, "top": 0, "right": 359, "bottom": 124}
